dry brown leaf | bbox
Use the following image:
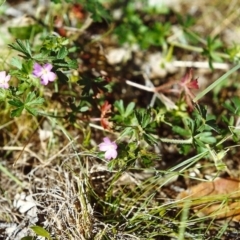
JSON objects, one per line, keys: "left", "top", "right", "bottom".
{"left": 177, "top": 178, "right": 240, "bottom": 221}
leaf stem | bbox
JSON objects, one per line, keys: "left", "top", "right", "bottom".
{"left": 193, "top": 63, "right": 240, "bottom": 102}
{"left": 159, "top": 137, "right": 193, "bottom": 144}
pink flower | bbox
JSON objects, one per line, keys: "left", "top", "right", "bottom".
{"left": 0, "top": 71, "right": 11, "bottom": 89}
{"left": 33, "top": 63, "right": 57, "bottom": 85}
{"left": 99, "top": 137, "right": 118, "bottom": 160}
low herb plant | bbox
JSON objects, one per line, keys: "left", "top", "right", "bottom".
{"left": 1, "top": 0, "right": 240, "bottom": 239}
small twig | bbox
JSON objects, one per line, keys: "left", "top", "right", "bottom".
{"left": 14, "top": 117, "right": 44, "bottom": 166}
{"left": 126, "top": 80, "right": 155, "bottom": 92}
{"left": 210, "top": 9, "right": 239, "bottom": 37}
{"left": 43, "top": 136, "right": 80, "bottom": 166}
{"left": 126, "top": 80, "right": 177, "bottom": 110}
{"left": 0, "top": 163, "right": 23, "bottom": 186}
{"left": 61, "top": 14, "right": 93, "bottom": 34}
{"left": 89, "top": 123, "right": 115, "bottom": 134}
{"left": 172, "top": 61, "right": 230, "bottom": 70}
{"left": 0, "top": 120, "right": 15, "bottom": 130}
{"left": 1, "top": 146, "right": 44, "bottom": 164}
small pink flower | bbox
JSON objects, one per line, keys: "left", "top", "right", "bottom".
{"left": 99, "top": 137, "right": 118, "bottom": 160}
{"left": 0, "top": 71, "right": 11, "bottom": 89}
{"left": 33, "top": 63, "right": 57, "bottom": 85}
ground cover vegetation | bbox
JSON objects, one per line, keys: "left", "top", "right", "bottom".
{"left": 1, "top": 0, "right": 240, "bottom": 239}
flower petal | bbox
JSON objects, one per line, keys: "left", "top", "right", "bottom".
{"left": 4, "top": 74, "right": 11, "bottom": 82}
{"left": 105, "top": 149, "right": 117, "bottom": 160}
{"left": 99, "top": 143, "right": 109, "bottom": 151}
{"left": 111, "top": 149, "right": 117, "bottom": 159}
{"left": 33, "top": 63, "right": 43, "bottom": 77}
{"left": 0, "top": 83, "right": 9, "bottom": 89}
{"left": 46, "top": 72, "right": 57, "bottom": 82}
{"left": 33, "top": 63, "right": 42, "bottom": 71}
{"left": 0, "top": 71, "right": 11, "bottom": 89}
{"left": 103, "top": 137, "right": 111, "bottom": 143}
{"left": 40, "top": 78, "right": 49, "bottom": 85}
{"left": 0, "top": 71, "right": 6, "bottom": 79}
{"left": 43, "top": 63, "right": 53, "bottom": 71}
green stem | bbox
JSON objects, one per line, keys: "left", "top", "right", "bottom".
{"left": 168, "top": 41, "right": 229, "bottom": 59}
{"left": 193, "top": 63, "right": 240, "bottom": 102}
{"left": 159, "top": 137, "right": 193, "bottom": 144}
{"left": 168, "top": 41, "right": 203, "bottom": 53}
{"left": 38, "top": 111, "right": 67, "bottom": 118}
{"left": 0, "top": 163, "right": 23, "bottom": 186}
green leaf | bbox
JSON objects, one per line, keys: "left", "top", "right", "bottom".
{"left": 8, "top": 99, "right": 24, "bottom": 117}
{"left": 197, "top": 132, "right": 216, "bottom": 144}
{"left": 25, "top": 92, "right": 35, "bottom": 103}
{"left": 10, "top": 106, "right": 24, "bottom": 117}
{"left": 25, "top": 93, "right": 45, "bottom": 116}
{"left": 195, "top": 104, "right": 207, "bottom": 119}
{"left": 9, "top": 39, "right": 32, "bottom": 58}
{"left": 66, "top": 59, "right": 78, "bottom": 69}
{"left": 8, "top": 24, "right": 42, "bottom": 40}
{"left": 8, "top": 93, "right": 44, "bottom": 117}
{"left": 205, "top": 119, "right": 221, "bottom": 133}
{"left": 82, "top": 0, "right": 111, "bottom": 22}
{"left": 135, "top": 109, "right": 151, "bottom": 128}
{"left": 223, "top": 97, "right": 240, "bottom": 117}
{"left": 179, "top": 144, "right": 192, "bottom": 155}
{"left": 25, "top": 92, "right": 44, "bottom": 106}
{"left": 114, "top": 100, "right": 124, "bottom": 116}
{"left": 57, "top": 46, "right": 68, "bottom": 59}
{"left": 172, "top": 126, "right": 191, "bottom": 137}
{"left": 10, "top": 57, "right": 22, "bottom": 69}
{"left": 33, "top": 52, "right": 51, "bottom": 61}
{"left": 22, "top": 60, "right": 34, "bottom": 74}
{"left": 31, "top": 225, "right": 51, "bottom": 238}
{"left": 125, "top": 102, "right": 135, "bottom": 117}
{"left": 141, "top": 155, "right": 152, "bottom": 167}
{"left": 143, "top": 132, "right": 158, "bottom": 145}
{"left": 78, "top": 76, "right": 111, "bottom": 97}
{"left": 53, "top": 60, "right": 77, "bottom": 69}
{"left": 230, "top": 97, "right": 240, "bottom": 114}
{"left": 56, "top": 71, "right": 68, "bottom": 83}
{"left": 21, "top": 237, "right": 34, "bottom": 240}
{"left": 120, "top": 127, "right": 134, "bottom": 139}
{"left": 224, "top": 100, "right": 236, "bottom": 113}
{"left": 25, "top": 106, "right": 38, "bottom": 116}
{"left": 194, "top": 138, "right": 206, "bottom": 148}
{"left": 0, "top": 89, "right": 8, "bottom": 101}
{"left": 222, "top": 115, "right": 234, "bottom": 126}
{"left": 79, "top": 106, "right": 89, "bottom": 112}
{"left": 8, "top": 99, "right": 23, "bottom": 107}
